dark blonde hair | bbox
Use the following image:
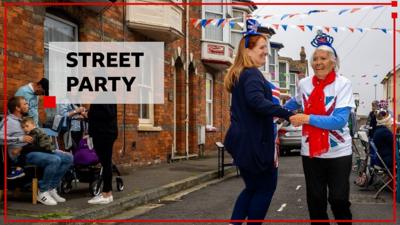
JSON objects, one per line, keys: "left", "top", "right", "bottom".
{"left": 224, "top": 34, "right": 267, "bottom": 92}
{"left": 21, "top": 117, "right": 35, "bottom": 126}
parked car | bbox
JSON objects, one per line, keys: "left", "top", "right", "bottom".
{"left": 278, "top": 121, "right": 302, "bottom": 156}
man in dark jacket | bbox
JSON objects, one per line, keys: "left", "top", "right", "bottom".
{"left": 87, "top": 104, "right": 118, "bottom": 204}
{"left": 367, "top": 100, "right": 378, "bottom": 138}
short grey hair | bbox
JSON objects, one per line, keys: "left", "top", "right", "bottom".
{"left": 311, "top": 45, "right": 340, "bottom": 72}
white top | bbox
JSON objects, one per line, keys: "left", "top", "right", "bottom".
{"left": 295, "top": 75, "right": 356, "bottom": 158}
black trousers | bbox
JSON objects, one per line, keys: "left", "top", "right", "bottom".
{"left": 302, "top": 155, "right": 353, "bottom": 225}
{"left": 92, "top": 137, "right": 115, "bottom": 193}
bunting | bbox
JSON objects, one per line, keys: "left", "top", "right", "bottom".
{"left": 252, "top": 5, "right": 385, "bottom": 21}
{"left": 190, "top": 18, "right": 397, "bottom": 35}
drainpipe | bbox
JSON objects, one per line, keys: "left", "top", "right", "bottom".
{"left": 172, "top": 57, "right": 177, "bottom": 160}
{"left": 185, "top": 0, "right": 190, "bottom": 160}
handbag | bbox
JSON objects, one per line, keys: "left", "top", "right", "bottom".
{"left": 73, "top": 138, "right": 99, "bottom": 165}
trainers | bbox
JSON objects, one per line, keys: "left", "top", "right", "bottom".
{"left": 88, "top": 194, "right": 113, "bottom": 204}
{"left": 49, "top": 189, "right": 66, "bottom": 203}
{"left": 38, "top": 191, "right": 57, "bottom": 206}
{"left": 7, "top": 168, "right": 25, "bottom": 180}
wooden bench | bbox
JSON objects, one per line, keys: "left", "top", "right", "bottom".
{"left": 215, "top": 142, "right": 239, "bottom": 178}
{"left": 1, "top": 145, "right": 39, "bottom": 204}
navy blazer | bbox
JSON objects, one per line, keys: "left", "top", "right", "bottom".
{"left": 224, "top": 68, "right": 293, "bottom": 173}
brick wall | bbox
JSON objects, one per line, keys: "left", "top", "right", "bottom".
{"left": 0, "top": 1, "right": 231, "bottom": 168}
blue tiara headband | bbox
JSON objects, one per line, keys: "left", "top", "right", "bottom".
{"left": 242, "top": 19, "right": 262, "bottom": 48}
{"left": 311, "top": 30, "right": 337, "bottom": 58}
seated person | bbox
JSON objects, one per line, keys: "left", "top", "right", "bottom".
{"left": 7, "top": 148, "right": 25, "bottom": 180}
{"left": 372, "top": 109, "right": 393, "bottom": 172}
{"left": 0, "top": 96, "right": 73, "bottom": 206}
{"left": 21, "top": 117, "right": 56, "bottom": 154}
{"left": 8, "top": 116, "right": 58, "bottom": 179}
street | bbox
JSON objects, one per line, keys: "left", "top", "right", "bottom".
{"left": 114, "top": 152, "right": 395, "bottom": 225}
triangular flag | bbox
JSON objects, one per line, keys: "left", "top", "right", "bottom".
{"left": 289, "top": 13, "right": 300, "bottom": 18}
{"left": 338, "top": 9, "right": 350, "bottom": 15}
{"left": 201, "top": 19, "right": 207, "bottom": 28}
{"left": 306, "top": 25, "right": 313, "bottom": 31}
{"left": 217, "top": 19, "right": 225, "bottom": 27}
{"left": 229, "top": 21, "right": 235, "bottom": 29}
{"left": 357, "top": 28, "right": 363, "bottom": 33}
{"left": 298, "top": 25, "right": 305, "bottom": 31}
{"left": 332, "top": 27, "right": 338, "bottom": 32}
{"left": 264, "top": 15, "right": 273, "bottom": 19}
{"left": 220, "top": 19, "right": 229, "bottom": 28}
{"left": 190, "top": 18, "right": 197, "bottom": 25}
{"left": 281, "top": 24, "right": 288, "bottom": 31}
{"left": 210, "top": 19, "right": 218, "bottom": 26}
{"left": 281, "top": 14, "right": 289, "bottom": 20}
{"left": 324, "top": 27, "right": 330, "bottom": 33}
{"left": 272, "top": 24, "right": 279, "bottom": 30}
{"left": 206, "top": 19, "right": 213, "bottom": 26}
{"left": 348, "top": 27, "right": 354, "bottom": 32}
{"left": 190, "top": 18, "right": 201, "bottom": 28}
{"left": 308, "top": 10, "right": 320, "bottom": 15}
{"left": 380, "top": 28, "right": 387, "bottom": 33}
{"left": 350, "top": 8, "right": 361, "bottom": 13}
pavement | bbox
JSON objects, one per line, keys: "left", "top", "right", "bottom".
{"left": 1, "top": 141, "right": 398, "bottom": 224}
{"left": 1, "top": 151, "right": 237, "bottom": 224}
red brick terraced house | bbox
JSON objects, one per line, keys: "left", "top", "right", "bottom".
{"left": 0, "top": 0, "right": 260, "bottom": 168}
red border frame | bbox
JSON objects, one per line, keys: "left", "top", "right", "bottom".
{"left": 2, "top": 1, "right": 398, "bottom": 223}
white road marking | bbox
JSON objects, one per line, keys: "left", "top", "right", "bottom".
{"left": 296, "top": 185, "right": 302, "bottom": 190}
{"left": 277, "top": 203, "right": 287, "bottom": 212}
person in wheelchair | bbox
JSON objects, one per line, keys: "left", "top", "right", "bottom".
{"left": 372, "top": 108, "right": 394, "bottom": 173}
{"left": 0, "top": 96, "right": 73, "bottom": 206}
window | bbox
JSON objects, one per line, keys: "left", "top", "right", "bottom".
{"left": 269, "top": 48, "right": 277, "bottom": 80}
{"left": 44, "top": 15, "right": 78, "bottom": 80}
{"left": 44, "top": 14, "right": 78, "bottom": 125}
{"left": 204, "top": 0, "right": 224, "bottom": 41}
{"left": 289, "top": 73, "right": 296, "bottom": 96}
{"left": 231, "top": 10, "right": 245, "bottom": 51}
{"left": 138, "top": 55, "right": 154, "bottom": 126}
{"left": 206, "top": 73, "right": 213, "bottom": 126}
{"left": 279, "top": 62, "right": 287, "bottom": 89}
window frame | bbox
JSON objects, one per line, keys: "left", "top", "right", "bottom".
{"left": 278, "top": 61, "right": 289, "bottom": 89}
{"left": 202, "top": 0, "right": 230, "bottom": 44}
{"left": 44, "top": 14, "right": 78, "bottom": 80}
{"left": 138, "top": 55, "right": 155, "bottom": 127}
{"left": 269, "top": 48, "right": 277, "bottom": 81}
{"left": 289, "top": 73, "right": 297, "bottom": 96}
{"left": 206, "top": 73, "right": 214, "bottom": 127}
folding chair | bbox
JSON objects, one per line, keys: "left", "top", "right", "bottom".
{"left": 369, "top": 141, "right": 394, "bottom": 199}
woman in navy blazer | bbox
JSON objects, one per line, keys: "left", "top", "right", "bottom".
{"left": 224, "top": 19, "right": 294, "bottom": 225}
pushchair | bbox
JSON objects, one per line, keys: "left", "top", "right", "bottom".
{"left": 59, "top": 123, "right": 124, "bottom": 196}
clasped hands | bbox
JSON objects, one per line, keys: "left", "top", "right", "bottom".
{"left": 289, "top": 113, "right": 310, "bottom": 127}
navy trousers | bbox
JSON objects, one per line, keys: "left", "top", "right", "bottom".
{"left": 231, "top": 168, "right": 278, "bottom": 225}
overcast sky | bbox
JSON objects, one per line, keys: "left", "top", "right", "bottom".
{"left": 252, "top": 0, "right": 399, "bottom": 115}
